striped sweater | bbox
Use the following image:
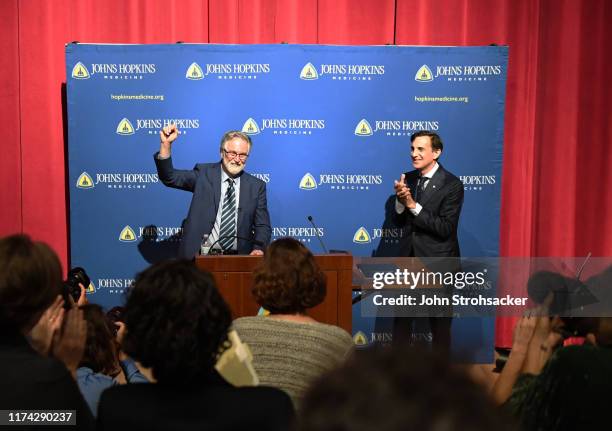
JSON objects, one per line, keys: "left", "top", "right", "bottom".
{"left": 232, "top": 316, "right": 353, "bottom": 407}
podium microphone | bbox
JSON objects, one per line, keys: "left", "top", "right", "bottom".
{"left": 307, "top": 215, "right": 329, "bottom": 254}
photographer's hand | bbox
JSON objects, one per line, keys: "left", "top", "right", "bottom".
{"left": 115, "top": 321, "right": 129, "bottom": 361}
{"left": 29, "top": 296, "right": 64, "bottom": 355}
{"left": 52, "top": 308, "right": 87, "bottom": 379}
{"left": 491, "top": 313, "right": 537, "bottom": 405}
{"left": 523, "top": 314, "right": 563, "bottom": 375}
{"left": 76, "top": 283, "right": 88, "bottom": 306}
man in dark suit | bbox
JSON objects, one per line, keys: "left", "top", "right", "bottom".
{"left": 154, "top": 125, "right": 271, "bottom": 259}
{"left": 393, "top": 131, "right": 464, "bottom": 352}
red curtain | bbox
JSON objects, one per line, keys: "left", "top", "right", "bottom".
{"left": 2, "top": 0, "right": 610, "bottom": 346}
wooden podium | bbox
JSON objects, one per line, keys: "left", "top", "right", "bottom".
{"left": 195, "top": 254, "right": 353, "bottom": 332}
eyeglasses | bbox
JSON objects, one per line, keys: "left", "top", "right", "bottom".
{"left": 223, "top": 149, "right": 249, "bottom": 161}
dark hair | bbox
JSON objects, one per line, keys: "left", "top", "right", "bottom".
{"left": 0, "top": 234, "right": 62, "bottom": 332}
{"left": 252, "top": 237, "right": 326, "bottom": 314}
{"left": 411, "top": 130, "right": 443, "bottom": 155}
{"left": 298, "top": 347, "right": 514, "bottom": 431}
{"left": 121, "top": 259, "right": 231, "bottom": 384}
{"left": 79, "top": 304, "right": 119, "bottom": 375}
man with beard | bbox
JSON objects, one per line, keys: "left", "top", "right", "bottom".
{"left": 154, "top": 125, "right": 271, "bottom": 258}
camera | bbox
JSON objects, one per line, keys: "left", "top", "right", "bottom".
{"left": 527, "top": 271, "right": 599, "bottom": 337}
{"left": 63, "top": 267, "right": 90, "bottom": 305}
{"left": 106, "top": 306, "right": 125, "bottom": 335}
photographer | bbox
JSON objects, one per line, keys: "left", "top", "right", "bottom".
{"left": 76, "top": 304, "right": 148, "bottom": 417}
{"left": 492, "top": 269, "right": 612, "bottom": 430}
{"left": 0, "top": 234, "right": 94, "bottom": 430}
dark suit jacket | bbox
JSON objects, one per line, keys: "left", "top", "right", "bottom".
{"left": 97, "top": 371, "right": 295, "bottom": 431}
{"left": 0, "top": 332, "right": 95, "bottom": 430}
{"left": 394, "top": 164, "right": 464, "bottom": 258}
{"left": 155, "top": 154, "right": 271, "bottom": 258}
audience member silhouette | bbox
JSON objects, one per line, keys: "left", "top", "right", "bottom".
{"left": 0, "top": 234, "right": 94, "bottom": 430}
{"left": 97, "top": 259, "right": 294, "bottom": 431}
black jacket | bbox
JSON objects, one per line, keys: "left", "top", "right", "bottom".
{"left": 97, "top": 370, "right": 294, "bottom": 431}
{"left": 0, "top": 332, "right": 94, "bottom": 430}
{"left": 154, "top": 155, "right": 271, "bottom": 259}
{"left": 394, "top": 164, "right": 464, "bottom": 258}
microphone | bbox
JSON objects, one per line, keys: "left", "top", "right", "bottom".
{"left": 307, "top": 215, "right": 329, "bottom": 254}
{"left": 205, "top": 235, "right": 264, "bottom": 256}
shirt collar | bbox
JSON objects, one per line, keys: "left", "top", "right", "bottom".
{"left": 221, "top": 168, "right": 241, "bottom": 185}
{"left": 421, "top": 162, "right": 439, "bottom": 179}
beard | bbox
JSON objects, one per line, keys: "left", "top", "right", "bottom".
{"left": 222, "top": 159, "right": 245, "bottom": 176}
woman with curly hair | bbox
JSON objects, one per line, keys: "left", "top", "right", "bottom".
{"left": 96, "top": 259, "right": 294, "bottom": 431}
{"left": 233, "top": 237, "right": 353, "bottom": 406}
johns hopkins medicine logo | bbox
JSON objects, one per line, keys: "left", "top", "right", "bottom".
{"left": 299, "top": 63, "right": 319, "bottom": 80}
{"left": 97, "top": 278, "right": 134, "bottom": 295}
{"left": 415, "top": 65, "right": 434, "bottom": 82}
{"left": 185, "top": 62, "right": 204, "bottom": 80}
{"left": 299, "top": 173, "right": 317, "bottom": 190}
{"left": 242, "top": 118, "right": 260, "bottom": 135}
{"left": 242, "top": 117, "right": 324, "bottom": 136}
{"left": 71, "top": 62, "right": 90, "bottom": 79}
{"left": 119, "top": 226, "right": 137, "bottom": 242}
{"left": 71, "top": 61, "right": 156, "bottom": 80}
{"left": 76, "top": 171, "right": 159, "bottom": 190}
{"left": 299, "top": 172, "right": 382, "bottom": 192}
{"left": 119, "top": 225, "right": 183, "bottom": 243}
{"left": 76, "top": 172, "right": 94, "bottom": 189}
{"left": 355, "top": 118, "right": 439, "bottom": 137}
{"left": 353, "top": 331, "right": 369, "bottom": 347}
{"left": 353, "top": 227, "right": 404, "bottom": 244}
{"left": 299, "top": 62, "right": 385, "bottom": 81}
{"left": 353, "top": 227, "right": 371, "bottom": 244}
{"left": 460, "top": 174, "right": 497, "bottom": 191}
{"left": 272, "top": 226, "right": 325, "bottom": 244}
{"left": 415, "top": 63, "right": 502, "bottom": 83}
{"left": 116, "top": 117, "right": 200, "bottom": 136}
{"left": 354, "top": 119, "right": 373, "bottom": 136}
{"left": 186, "top": 62, "right": 270, "bottom": 80}
{"left": 116, "top": 118, "right": 135, "bottom": 135}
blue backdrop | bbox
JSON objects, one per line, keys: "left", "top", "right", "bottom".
{"left": 66, "top": 44, "right": 507, "bottom": 362}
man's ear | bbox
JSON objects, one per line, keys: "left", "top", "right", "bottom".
{"left": 434, "top": 150, "right": 442, "bottom": 160}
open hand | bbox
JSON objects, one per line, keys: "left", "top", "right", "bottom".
{"left": 29, "top": 296, "right": 65, "bottom": 355}
{"left": 52, "top": 308, "right": 87, "bottom": 376}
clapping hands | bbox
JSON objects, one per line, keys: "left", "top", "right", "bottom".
{"left": 29, "top": 287, "right": 88, "bottom": 378}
